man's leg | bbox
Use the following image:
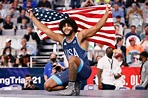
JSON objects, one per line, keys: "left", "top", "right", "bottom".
{"left": 44, "top": 78, "right": 65, "bottom": 91}
{"left": 58, "top": 56, "right": 81, "bottom": 96}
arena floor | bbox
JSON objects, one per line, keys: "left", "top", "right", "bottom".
{"left": 0, "top": 90, "right": 147, "bottom": 98}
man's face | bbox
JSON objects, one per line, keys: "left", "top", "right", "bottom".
{"left": 6, "top": 42, "right": 11, "bottom": 47}
{"left": 106, "top": 48, "right": 113, "bottom": 58}
{"left": 132, "top": 54, "right": 140, "bottom": 64}
{"left": 116, "top": 18, "right": 121, "bottom": 22}
{"left": 129, "top": 40, "right": 135, "bottom": 46}
{"left": 131, "top": 27, "right": 136, "bottom": 33}
{"left": 62, "top": 23, "right": 73, "bottom": 36}
{"left": 25, "top": 76, "right": 32, "bottom": 84}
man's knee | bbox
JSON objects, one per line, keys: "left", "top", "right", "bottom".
{"left": 44, "top": 81, "right": 54, "bottom": 91}
{"left": 68, "top": 56, "right": 80, "bottom": 66}
{"left": 44, "top": 82, "right": 51, "bottom": 91}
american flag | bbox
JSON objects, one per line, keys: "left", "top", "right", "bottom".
{"left": 32, "top": 5, "right": 115, "bottom": 48}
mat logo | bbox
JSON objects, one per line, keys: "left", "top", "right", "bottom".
{"left": 0, "top": 76, "right": 41, "bottom": 85}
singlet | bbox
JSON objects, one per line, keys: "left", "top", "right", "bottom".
{"left": 62, "top": 35, "right": 89, "bottom": 65}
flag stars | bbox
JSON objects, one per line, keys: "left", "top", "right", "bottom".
{"left": 35, "top": 13, "right": 39, "bottom": 16}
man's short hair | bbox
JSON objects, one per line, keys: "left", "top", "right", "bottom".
{"left": 130, "top": 25, "right": 136, "bottom": 28}
{"left": 116, "top": 15, "right": 121, "bottom": 19}
{"left": 25, "top": 74, "right": 32, "bottom": 78}
{"left": 140, "top": 51, "right": 148, "bottom": 58}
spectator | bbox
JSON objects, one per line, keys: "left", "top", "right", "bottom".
{"left": 19, "top": 38, "right": 37, "bottom": 56}
{"left": 37, "top": 0, "right": 51, "bottom": 9}
{"left": 0, "top": 3, "right": 7, "bottom": 18}
{"left": 13, "top": 56, "right": 28, "bottom": 67}
{"left": 0, "top": 13, "right": 4, "bottom": 35}
{"left": 140, "top": 24, "right": 148, "bottom": 40}
{"left": 43, "top": 53, "right": 65, "bottom": 81}
{"left": 126, "top": 37, "right": 144, "bottom": 55}
{"left": 71, "top": 0, "right": 81, "bottom": 9}
{"left": 114, "top": 15, "right": 127, "bottom": 34}
{"left": 1, "top": 15, "right": 17, "bottom": 31}
{"left": 114, "top": 53, "right": 128, "bottom": 67}
{"left": 0, "top": 13, "right": 4, "bottom": 24}
{"left": 17, "top": 9, "right": 30, "bottom": 24}
{"left": 2, "top": 47, "right": 16, "bottom": 67}
{"left": 95, "top": 53, "right": 104, "bottom": 62}
{"left": 112, "top": 3, "right": 124, "bottom": 18}
{"left": 115, "top": 37, "right": 126, "bottom": 61}
{"left": 94, "top": 0, "right": 108, "bottom": 5}
{"left": 139, "top": 51, "right": 148, "bottom": 90}
{"left": 8, "top": 6, "right": 20, "bottom": 18}
{"left": 18, "top": 18, "right": 28, "bottom": 29}
{"left": 111, "top": 0, "right": 125, "bottom": 8}
{"left": 0, "top": 54, "right": 8, "bottom": 68}
{"left": 114, "top": 24, "right": 123, "bottom": 38}
{"left": 126, "top": 3, "right": 143, "bottom": 27}
{"left": 22, "top": 0, "right": 37, "bottom": 9}
{"left": 22, "top": 74, "right": 40, "bottom": 90}
{"left": 81, "top": 0, "right": 95, "bottom": 7}
{"left": 0, "top": 38, "right": 17, "bottom": 57}
{"left": 19, "top": 47, "right": 30, "bottom": 67}
{"left": 1, "top": 0, "right": 14, "bottom": 4}
{"left": 125, "top": 0, "right": 139, "bottom": 8}
{"left": 140, "top": 31, "right": 148, "bottom": 52}
{"left": 94, "top": 43, "right": 107, "bottom": 61}
{"left": 125, "top": 25, "right": 140, "bottom": 40}
{"left": 23, "top": 26, "right": 40, "bottom": 49}
{"left": 128, "top": 51, "right": 141, "bottom": 66}
{"left": 140, "top": 0, "right": 148, "bottom": 25}
{"left": 97, "top": 47, "right": 122, "bottom": 90}
{"left": 11, "top": 0, "right": 22, "bottom": 13}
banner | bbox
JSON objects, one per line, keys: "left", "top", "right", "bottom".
{"left": 0, "top": 67, "right": 141, "bottom": 90}
{"left": 0, "top": 68, "right": 44, "bottom": 90}
{"left": 87, "top": 66, "right": 141, "bottom": 89}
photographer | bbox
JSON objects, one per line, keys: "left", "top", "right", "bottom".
{"left": 23, "top": 74, "right": 40, "bottom": 90}
{"left": 43, "top": 53, "right": 66, "bottom": 81}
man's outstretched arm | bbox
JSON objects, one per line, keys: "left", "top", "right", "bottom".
{"left": 29, "top": 11, "right": 63, "bottom": 42}
{"left": 81, "top": 4, "right": 111, "bottom": 39}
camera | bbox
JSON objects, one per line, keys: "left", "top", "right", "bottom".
{"left": 27, "top": 80, "right": 33, "bottom": 85}
{"left": 52, "top": 63, "right": 62, "bottom": 72}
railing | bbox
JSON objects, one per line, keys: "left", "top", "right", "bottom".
{"left": 30, "top": 56, "right": 49, "bottom": 68}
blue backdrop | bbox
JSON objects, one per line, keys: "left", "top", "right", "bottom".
{"left": 0, "top": 68, "right": 45, "bottom": 90}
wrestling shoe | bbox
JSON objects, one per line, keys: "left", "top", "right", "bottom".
{"left": 75, "top": 81, "right": 81, "bottom": 96}
{"left": 58, "top": 82, "right": 76, "bottom": 96}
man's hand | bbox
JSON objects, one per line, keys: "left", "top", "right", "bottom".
{"left": 114, "top": 73, "right": 122, "bottom": 79}
{"left": 28, "top": 10, "right": 34, "bottom": 19}
{"left": 98, "top": 82, "right": 103, "bottom": 90}
{"left": 105, "top": 4, "right": 112, "bottom": 14}
{"left": 24, "top": 81, "right": 29, "bottom": 88}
